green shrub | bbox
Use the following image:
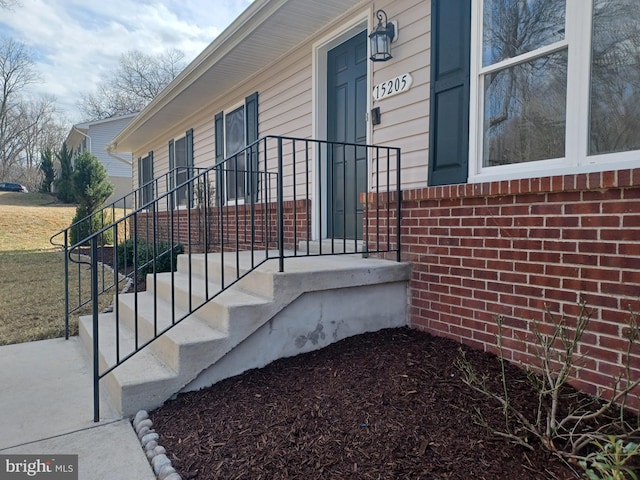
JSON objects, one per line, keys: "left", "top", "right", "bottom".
{"left": 580, "top": 437, "right": 639, "bottom": 480}
{"left": 117, "top": 237, "right": 183, "bottom": 275}
{"left": 70, "top": 207, "right": 114, "bottom": 246}
{"left": 137, "top": 242, "right": 183, "bottom": 276}
{"left": 72, "top": 152, "right": 114, "bottom": 214}
{"left": 117, "top": 238, "right": 136, "bottom": 268}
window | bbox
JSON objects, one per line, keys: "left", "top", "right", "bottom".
{"left": 138, "top": 152, "right": 154, "bottom": 208}
{"left": 225, "top": 105, "right": 246, "bottom": 200}
{"left": 169, "top": 129, "right": 194, "bottom": 208}
{"left": 214, "top": 92, "right": 259, "bottom": 203}
{"left": 470, "top": 0, "right": 640, "bottom": 181}
{"left": 589, "top": 0, "right": 640, "bottom": 155}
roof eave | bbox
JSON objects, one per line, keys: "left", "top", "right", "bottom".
{"left": 112, "top": 0, "right": 364, "bottom": 153}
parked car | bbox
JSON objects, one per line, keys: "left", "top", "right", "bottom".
{"left": 0, "top": 182, "right": 28, "bottom": 192}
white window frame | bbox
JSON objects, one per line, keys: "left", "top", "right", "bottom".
{"left": 139, "top": 153, "right": 154, "bottom": 210}
{"left": 469, "top": 0, "right": 640, "bottom": 184}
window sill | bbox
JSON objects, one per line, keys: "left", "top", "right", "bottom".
{"left": 469, "top": 154, "right": 640, "bottom": 185}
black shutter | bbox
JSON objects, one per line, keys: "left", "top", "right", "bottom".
{"left": 245, "top": 92, "right": 259, "bottom": 202}
{"left": 214, "top": 112, "right": 225, "bottom": 205}
{"left": 137, "top": 156, "right": 142, "bottom": 209}
{"left": 148, "top": 151, "right": 154, "bottom": 205}
{"left": 186, "top": 129, "right": 194, "bottom": 168}
{"left": 428, "top": 0, "right": 471, "bottom": 186}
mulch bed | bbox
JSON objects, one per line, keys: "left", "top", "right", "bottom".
{"left": 150, "top": 328, "right": 582, "bottom": 479}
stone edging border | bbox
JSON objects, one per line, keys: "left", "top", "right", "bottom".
{"left": 133, "top": 410, "right": 182, "bottom": 480}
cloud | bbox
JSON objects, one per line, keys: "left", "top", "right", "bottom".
{"left": 0, "top": 0, "right": 252, "bottom": 122}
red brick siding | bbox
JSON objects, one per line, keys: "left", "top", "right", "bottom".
{"left": 135, "top": 200, "right": 309, "bottom": 253}
{"left": 366, "top": 168, "right": 640, "bottom": 409}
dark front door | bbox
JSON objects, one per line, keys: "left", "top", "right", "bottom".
{"left": 327, "top": 30, "right": 367, "bottom": 239}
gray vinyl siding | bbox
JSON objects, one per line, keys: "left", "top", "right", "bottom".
{"left": 370, "top": 0, "right": 430, "bottom": 191}
{"left": 86, "top": 116, "right": 134, "bottom": 177}
{"left": 66, "top": 114, "right": 135, "bottom": 200}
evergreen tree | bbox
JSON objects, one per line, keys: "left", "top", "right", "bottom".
{"left": 69, "top": 152, "right": 114, "bottom": 245}
{"left": 38, "top": 147, "right": 55, "bottom": 193}
{"left": 72, "top": 152, "right": 114, "bottom": 215}
{"left": 55, "top": 142, "right": 75, "bottom": 203}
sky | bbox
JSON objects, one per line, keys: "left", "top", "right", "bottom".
{"left": 0, "top": 0, "right": 253, "bottom": 123}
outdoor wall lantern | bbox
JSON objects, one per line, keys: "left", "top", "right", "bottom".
{"left": 369, "top": 9, "right": 396, "bottom": 62}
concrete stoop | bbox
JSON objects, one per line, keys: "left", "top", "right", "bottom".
{"left": 79, "top": 251, "right": 411, "bottom": 418}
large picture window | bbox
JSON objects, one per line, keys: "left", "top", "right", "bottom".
{"left": 471, "top": 0, "right": 640, "bottom": 181}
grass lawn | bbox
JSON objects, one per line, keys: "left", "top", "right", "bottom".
{"left": 0, "top": 192, "right": 115, "bottom": 345}
{"left": 0, "top": 192, "right": 77, "bottom": 251}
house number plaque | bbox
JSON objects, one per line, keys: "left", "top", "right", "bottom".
{"left": 372, "top": 73, "right": 413, "bottom": 101}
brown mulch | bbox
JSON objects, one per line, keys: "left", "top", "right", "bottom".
{"left": 150, "top": 328, "right": 582, "bottom": 480}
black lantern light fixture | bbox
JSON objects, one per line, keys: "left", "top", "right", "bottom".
{"left": 369, "top": 9, "right": 395, "bottom": 62}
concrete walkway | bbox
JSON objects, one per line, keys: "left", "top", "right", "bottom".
{"left": 0, "top": 337, "right": 155, "bottom": 479}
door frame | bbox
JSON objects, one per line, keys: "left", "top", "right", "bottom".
{"left": 312, "top": 10, "right": 371, "bottom": 241}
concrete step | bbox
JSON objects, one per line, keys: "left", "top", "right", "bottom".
{"left": 78, "top": 313, "right": 177, "bottom": 416}
{"left": 175, "top": 250, "right": 281, "bottom": 298}
{"left": 81, "top": 252, "right": 411, "bottom": 417}
{"left": 298, "top": 239, "right": 364, "bottom": 255}
{"left": 145, "top": 270, "right": 254, "bottom": 313}
{"left": 176, "top": 249, "right": 275, "bottom": 283}
{"left": 114, "top": 293, "right": 228, "bottom": 371}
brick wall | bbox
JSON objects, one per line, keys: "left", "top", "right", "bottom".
{"left": 135, "top": 199, "right": 309, "bottom": 253}
{"left": 366, "top": 168, "right": 640, "bottom": 408}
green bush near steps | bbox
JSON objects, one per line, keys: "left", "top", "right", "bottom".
{"left": 70, "top": 207, "right": 115, "bottom": 246}
{"left": 117, "top": 238, "right": 184, "bottom": 276}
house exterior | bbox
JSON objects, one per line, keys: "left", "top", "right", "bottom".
{"left": 66, "top": 113, "right": 136, "bottom": 205}
{"left": 112, "top": 0, "right": 640, "bottom": 407}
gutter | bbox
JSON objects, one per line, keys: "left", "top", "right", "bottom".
{"left": 105, "top": 146, "right": 132, "bottom": 166}
{"left": 72, "top": 126, "right": 92, "bottom": 154}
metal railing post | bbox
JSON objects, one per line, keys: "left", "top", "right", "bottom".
{"left": 277, "top": 137, "right": 284, "bottom": 272}
{"left": 396, "top": 149, "right": 401, "bottom": 262}
{"left": 91, "top": 236, "right": 100, "bottom": 422}
{"left": 64, "top": 231, "right": 69, "bottom": 340}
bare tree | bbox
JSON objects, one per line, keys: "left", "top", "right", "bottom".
{"left": 79, "top": 49, "right": 186, "bottom": 120}
{"left": 0, "top": 35, "right": 66, "bottom": 189}
{"left": 0, "top": 0, "right": 20, "bottom": 9}
{"left": 20, "top": 96, "right": 60, "bottom": 168}
{"left": 0, "top": 36, "right": 39, "bottom": 179}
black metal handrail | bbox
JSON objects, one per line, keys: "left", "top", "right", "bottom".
{"left": 50, "top": 166, "right": 208, "bottom": 338}
{"left": 56, "top": 135, "right": 401, "bottom": 422}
